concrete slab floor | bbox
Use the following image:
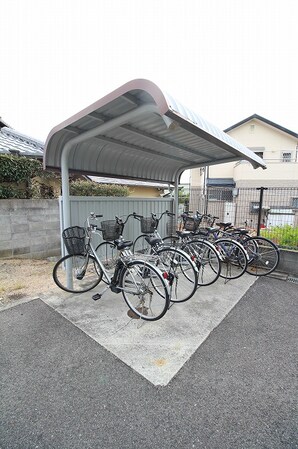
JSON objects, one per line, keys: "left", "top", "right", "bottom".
{"left": 42, "top": 274, "right": 257, "bottom": 386}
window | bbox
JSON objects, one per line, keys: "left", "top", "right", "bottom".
{"left": 248, "top": 147, "right": 265, "bottom": 159}
{"left": 281, "top": 151, "right": 292, "bottom": 162}
{"left": 250, "top": 202, "right": 260, "bottom": 213}
{"left": 255, "top": 151, "right": 264, "bottom": 159}
{"left": 292, "top": 198, "right": 298, "bottom": 209}
{"left": 208, "top": 188, "right": 233, "bottom": 201}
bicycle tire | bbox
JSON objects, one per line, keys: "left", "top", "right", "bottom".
{"left": 95, "top": 241, "right": 118, "bottom": 283}
{"left": 162, "top": 235, "right": 180, "bottom": 247}
{"left": 120, "top": 260, "right": 170, "bottom": 321}
{"left": 242, "top": 236, "right": 280, "bottom": 276}
{"left": 215, "top": 238, "right": 248, "bottom": 280}
{"left": 133, "top": 234, "right": 151, "bottom": 255}
{"left": 53, "top": 254, "right": 102, "bottom": 293}
{"left": 182, "top": 238, "right": 221, "bottom": 286}
{"left": 155, "top": 246, "right": 198, "bottom": 303}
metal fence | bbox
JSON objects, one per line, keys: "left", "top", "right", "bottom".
{"left": 58, "top": 189, "right": 298, "bottom": 252}
{"left": 59, "top": 196, "right": 175, "bottom": 253}
{"left": 182, "top": 186, "right": 298, "bottom": 250}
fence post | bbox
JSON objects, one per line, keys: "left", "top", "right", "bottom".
{"left": 256, "top": 187, "right": 268, "bottom": 236}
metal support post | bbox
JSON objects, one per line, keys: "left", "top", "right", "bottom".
{"left": 256, "top": 187, "right": 268, "bottom": 236}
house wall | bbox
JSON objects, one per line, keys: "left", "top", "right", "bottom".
{"left": 127, "top": 186, "right": 163, "bottom": 197}
{"left": 233, "top": 161, "right": 298, "bottom": 187}
{"left": 228, "top": 119, "right": 297, "bottom": 155}
{"left": 191, "top": 118, "right": 298, "bottom": 186}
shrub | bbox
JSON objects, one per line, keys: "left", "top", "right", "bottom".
{"left": 69, "top": 180, "right": 130, "bottom": 197}
{"left": 261, "top": 225, "right": 298, "bottom": 249}
{"left": 0, "top": 154, "right": 42, "bottom": 182}
{"left": 0, "top": 154, "right": 61, "bottom": 199}
{"left": 0, "top": 185, "right": 27, "bottom": 199}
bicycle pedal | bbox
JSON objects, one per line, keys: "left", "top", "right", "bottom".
{"left": 92, "top": 293, "right": 102, "bottom": 301}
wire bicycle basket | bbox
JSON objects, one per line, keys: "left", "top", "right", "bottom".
{"left": 101, "top": 220, "right": 121, "bottom": 241}
{"left": 62, "top": 226, "right": 86, "bottom": 255}
{"left": 140, "top": 217, "right": 158, "bottom": 233}
{"left": 183, "top": 217, "right": 200, "bottom": 232}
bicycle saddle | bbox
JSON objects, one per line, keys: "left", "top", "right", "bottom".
{"left": 216, "top": 222, "right": 232, "bottom": 230}
{"left": 145, "top": 235, "right": 162, "bottom": 246}
{"left": 206, "top": 227, "right": 219, "bottom": 234}
{"left": 114, "top": 239, "right": 133, "bottom": 250}
{"left": 230, "top": 228, "right": 249, "bottom": 235}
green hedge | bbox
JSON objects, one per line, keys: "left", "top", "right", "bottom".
{"left": 69, "top": 180, "right": 130, "bottom": 197}
{"left": 0, "top": 155, "right": 131, "bottom": 199}
{"left": 0, "top": 185, "right": 27, "bottom": 199}
{"left": 0, "top": 154, "right": 42, "bottom": 182}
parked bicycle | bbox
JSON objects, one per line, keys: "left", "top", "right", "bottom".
{"left": 170, "top": 211, "right": 249, "bottom": 281}
{"left": 114, "top": 211, "right": 199, "bottom": 303}
{"left": 53, "top": 212, "right": 170, "bottom": 321}
{"left": 211, "top": 217, "right": 280, "bottom": 276}
{"left": 161, "top": 213, "right": 222, "bottom": 286}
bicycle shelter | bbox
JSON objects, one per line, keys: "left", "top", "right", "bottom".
{"left": 43, "top": 79, "right": 266, "bottom": 229}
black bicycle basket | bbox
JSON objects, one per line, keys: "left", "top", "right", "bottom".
{"left": 101, "top": 220, "right": 121, "bottom": 241}
{"left": 62, "top": 226, "right": 86, "bottom": 255}
{"left": 183, "top": 217, "right": 199, "bottom": 232}
{"left": 140, "top": 217, "right": 158, "bottom": 233}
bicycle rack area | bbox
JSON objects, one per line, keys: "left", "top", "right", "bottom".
{"left": 43, "top": 79, "right": 265, "bottom": 235}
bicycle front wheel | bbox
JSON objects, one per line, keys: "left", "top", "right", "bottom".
{"left": 182, "top": 239, "right": 221, "bottom": 286}
{"left": 243, "top": 236, "right": 280, "bottom": 276}
{"left": 215, "top": 239, "right": 248, "bottom": 280}
{"left": 53, "top": 254, "right": 102, "bottom": 293}
{"left": 95, "top": 241, "right": 118, "bottom": 283}
{"left": 133, "top": 234, "right": 151, "bottom": 255}
{"left": 120, "top": 260, "right": 170, "bottom": 321}
{"left": 155, "top": 247, "right": 198, "bottom": 303}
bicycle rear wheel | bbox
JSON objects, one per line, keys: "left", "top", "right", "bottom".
{"left": 120, "top": 260, "right": 170, "bottom": 321}
{"left": 155, "top": 247, "right": 198, "bottom": 302}
{"left": 53, "top": 254, "right": 102, "bottom": 293}
{"left": 215, "top": 239, "right": 248, "bottom": 280}
{"left": 182, "top": 239, "right": 221, "bottom": 286}
{"left": 243, "top": 236, "right": 280, "bottom": 276}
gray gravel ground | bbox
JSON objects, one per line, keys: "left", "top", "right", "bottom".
{"left": 0, "top": 276, "right": 297, "bottom": 449}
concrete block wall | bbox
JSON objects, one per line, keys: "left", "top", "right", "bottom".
{"left": 0, "top": 199, "right": 61, "bottom": 259}
{"left": 279, "top": 249, "right": 298, "bottom": 277}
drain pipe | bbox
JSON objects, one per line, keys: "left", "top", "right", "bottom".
{"left": 61, "top": 104, "right": 160, "bottom": 230}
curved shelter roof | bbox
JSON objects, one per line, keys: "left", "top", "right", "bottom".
{"left": 44, "top": 79, "right": 266, "bottom": 185}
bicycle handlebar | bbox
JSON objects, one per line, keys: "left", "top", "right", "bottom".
{"left": 90, "top": 212, "right": 103, "bottom": 219}
{"left": 151, "top": 210, "right": 175, "bottom": 220}
{"left": 115, "top": 212, "right": 143, "bottom": 226}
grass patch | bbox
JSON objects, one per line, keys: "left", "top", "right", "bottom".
{"left": 261, "top": 225, "right": 298, "bottom": 249}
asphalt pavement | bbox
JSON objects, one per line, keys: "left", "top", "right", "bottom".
{"left": 0, "top": 276, "right": 297, "bottom": 449}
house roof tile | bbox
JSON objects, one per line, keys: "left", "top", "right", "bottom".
{"left": 0, "top": 127, "right": 44, "bottom": 157}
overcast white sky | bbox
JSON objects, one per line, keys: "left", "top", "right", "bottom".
{"left": 1, "top": 0, "right": 297, "bottom": 146}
